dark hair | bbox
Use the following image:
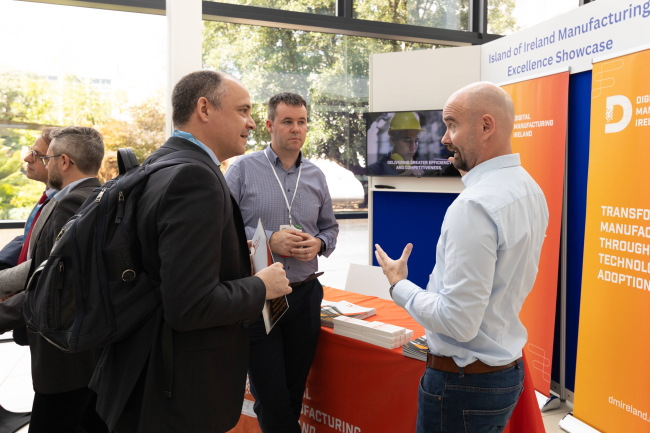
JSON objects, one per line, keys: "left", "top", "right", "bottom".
{"left": 40, "top": 127, "right": 57, "bottom": 145}
{"left": 50, "top": 126, "right": 105, "bottom": 175}
{"left": 172, "top": 70, "right": 230, "bottom": 127}
{"left": 267, "top": 92, "right": 307, "bottom": 121}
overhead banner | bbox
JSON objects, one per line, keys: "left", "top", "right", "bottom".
{"left": 482, "top": 0, "right": 650, "bottom": 83}
{"left": 500, "top": 70, "right": 569, "bottom": 396}
{"left": 573, "top": 46, "right": 650, "bottom": 432}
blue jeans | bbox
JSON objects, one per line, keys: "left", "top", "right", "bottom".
{"left": 416, "top": 359, "right": 524, "bottom": 433}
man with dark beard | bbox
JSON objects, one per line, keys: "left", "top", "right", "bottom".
{"left": 0, "top": 126, "right": 107, "bottom": 432}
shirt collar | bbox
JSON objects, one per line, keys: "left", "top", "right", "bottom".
{"left": 45, "top": 188, "right": 58, "bottom": 199}
{"left": 462, "top": 154, "right": 521, "bottom": 188}
{"left": 54, "top": 177, "right": 94, "bottom": 201}
{"left": 265, "top": 144, "right": 303, "bottom": 168}
{"left": 172, "top": 130, "right": 221, "bottom": 166}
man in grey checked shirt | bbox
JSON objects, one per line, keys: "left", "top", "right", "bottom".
{"left": 225, "top": 92, "right": 338, "bottom": 433}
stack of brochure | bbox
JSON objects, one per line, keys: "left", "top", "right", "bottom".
{"left": 332, "top": 316, "right": 414, "bottom": 350}
{"left": 320, "top": 300, "right": 376, "bottom": 327}
{"left": 401, "top": 335, "right": 429, "bottom": 361}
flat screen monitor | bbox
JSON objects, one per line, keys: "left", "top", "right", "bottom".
{"left": 365, "top": 110, "right": 460, "bottom": 177}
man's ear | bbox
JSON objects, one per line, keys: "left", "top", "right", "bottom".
{"left": 265, "top": 119, "right": 274, "bottom": 134}
{"left": 481, "top": 114, "right": 496, "bottom": 140}
{"left": 60, "top": 154, "right": 73, "bottom": 172}
{"left": 196, "top": 97, "right": 210, "bottom": 123}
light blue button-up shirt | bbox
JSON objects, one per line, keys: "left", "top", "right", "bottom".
{"left": 172, "top": 130, "right": 221, "bottom": 167}
{"left": 392, "top": 154, "right": 549, "bottom": 366}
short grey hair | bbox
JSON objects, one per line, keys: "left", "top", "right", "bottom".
{"left": 50, "top": 126, "right": 105, "bottom": 175}
{"left": 172, "top": 70, "right": 230, "bottom": 127}
{"left": 267, "top": 92, "right": 307, "bottom": 121}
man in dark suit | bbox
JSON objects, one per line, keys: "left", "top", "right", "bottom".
{"left": 90, "top": 70, "right": 292, "bottom": 433}
{"left": 0, "top": 126, "right": 108, "bottom": 432}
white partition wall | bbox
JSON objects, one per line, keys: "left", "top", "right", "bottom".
{"left": 370, "top": 45, "right": 481, "bottom": 112}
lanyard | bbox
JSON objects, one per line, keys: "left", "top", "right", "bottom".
{"left": 264, "top": 150, "right": 302, "bottom": 226}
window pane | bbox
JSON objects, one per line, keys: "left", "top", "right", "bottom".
{"left": 354, "top": 0, "right": 468, "bottom": 30}
{"left": 205, "top": 0, "right": 336, "bottom": 15}
{"left": 204, "top": 21, "right": 448, "bottom": 212}
{"left": 488, "top": 0, "right": 579, "bottom": 35}
{"left": 0, "top": 1, "right": 166, "bottom": 219}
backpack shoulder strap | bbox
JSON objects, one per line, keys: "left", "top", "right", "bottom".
{"left": 149, "top": 150, "right": 223, "bottom": 180}
{"left": 117, "top": 148, "right": 140, "bottom": 175}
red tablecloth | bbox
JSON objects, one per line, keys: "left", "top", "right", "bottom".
{"left": 228, "top": 287, "right": 545, "bottom": 433}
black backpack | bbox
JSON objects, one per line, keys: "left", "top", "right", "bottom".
{"left": 23, "top": 147, "right": 217, "bottom": 353}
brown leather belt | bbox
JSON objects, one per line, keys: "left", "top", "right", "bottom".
{"left": 289, "top": 272, "right": 323, "bottom": 289}
{"left": 426, "top": 353, "right": 521, "bottom": 375}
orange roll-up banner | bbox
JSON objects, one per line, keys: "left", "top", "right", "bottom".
{"left": 500, "top": 71, "right": 569, "bottom": 396}
{"left": 573, "top": 47, "right": 650, "bottom": 432}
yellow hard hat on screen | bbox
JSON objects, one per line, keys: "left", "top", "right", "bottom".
{"left": 389, "top": 112, "right": 424, "bottom": 131}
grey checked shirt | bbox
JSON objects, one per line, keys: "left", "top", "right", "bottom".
{"left": 225, "top": 145, "right": 339, "bottom": 283}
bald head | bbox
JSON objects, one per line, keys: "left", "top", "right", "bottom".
{"left": 449, "top": 82, "right": 514, "bottom": 139}
{"left": 441, "top": 82, "right": 514, "bottom": 172}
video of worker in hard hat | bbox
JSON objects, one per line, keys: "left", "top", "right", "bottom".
{"left": 365, "top": 110, "right": 460, "bottom": 177}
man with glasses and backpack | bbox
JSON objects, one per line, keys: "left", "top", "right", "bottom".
{"left": 0, "top": 126, "right": 108, "bottom": 432}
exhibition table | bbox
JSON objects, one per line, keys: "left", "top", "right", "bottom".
{"left": 228, "top": 287, "right": 544, "bottom": 433}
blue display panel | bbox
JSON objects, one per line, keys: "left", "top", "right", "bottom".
{"left": 371, "top": 191, "right": 459, "bottom": 289}
{"left": 550, "top": 70, "right": 592, "bottom": 392}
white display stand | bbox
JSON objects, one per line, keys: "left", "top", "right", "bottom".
{"left": 559, "top": 414, "right": 601, "bottom": 433}
{"left": 344, "top": 264, "right": 391, "bottom": 300}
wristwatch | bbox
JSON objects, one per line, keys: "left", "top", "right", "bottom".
{"left": 318, "top": 238, "right": 326, "bottom": 256}
{"left": 389, "top": 280, "right": 402, "bottom": 299}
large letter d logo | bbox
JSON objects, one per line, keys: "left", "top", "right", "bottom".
{"left": 605, "top": 95, "right": 632, "bottom": 133}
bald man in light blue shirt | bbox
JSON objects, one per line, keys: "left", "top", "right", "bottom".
{"left": 376, "top": 82, "right": 549, "bottom": 433}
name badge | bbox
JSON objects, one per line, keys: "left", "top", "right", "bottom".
{"left": 279, "top": 224, "right": 302, "bottom": 232}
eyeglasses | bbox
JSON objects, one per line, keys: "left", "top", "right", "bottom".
{"left": 26, "top": 146, "right": 41, "bottom": 162}
{"left": 40, "top": 155, "right": 64, "bottom": 166}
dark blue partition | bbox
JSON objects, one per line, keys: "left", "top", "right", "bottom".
{"left": 550, "top": 70, "right": 591, "bottom": 392}
{"left": 371, "top": 191, "right": 459, "bottom": 289}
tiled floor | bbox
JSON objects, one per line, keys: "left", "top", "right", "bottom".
{"left": 0, "top": 341, "right": 32, "bottom": 433}
{"left": 318, "top": 218, "right": 370, "bottom": 290}
{"left": 543, "top": 400, "right": 573, "bottom": 432}
{"left": 0, "top": 220, "right": 573, "bottom": 432}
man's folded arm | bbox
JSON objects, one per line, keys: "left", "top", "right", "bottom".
{"left": 0, "top": 291, "right": 26, "bottom": 333}
{"left": 0, "top": 260, "right": 32, "bottom": 299}
{"left": 315, "top": 181, "right": 339, "bottom": 258}
{"left": 0, "top": 235, "right": 24, "bottom": 271}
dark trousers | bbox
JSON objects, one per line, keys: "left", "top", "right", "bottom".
{"left": 416, "top": 359, "right": 524, "bottom": 433}
{"left": 248, "top": 279, "right": 323, "bottom": 433}
{"left": 28, "top": 387, "right": 108, "bottom": 433}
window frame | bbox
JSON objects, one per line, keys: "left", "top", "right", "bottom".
{"left": 27, "top": 0, "right": 502, "bottom": 45}
{"left": 0, "top": 0, "right": 583, "bottom": 227}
